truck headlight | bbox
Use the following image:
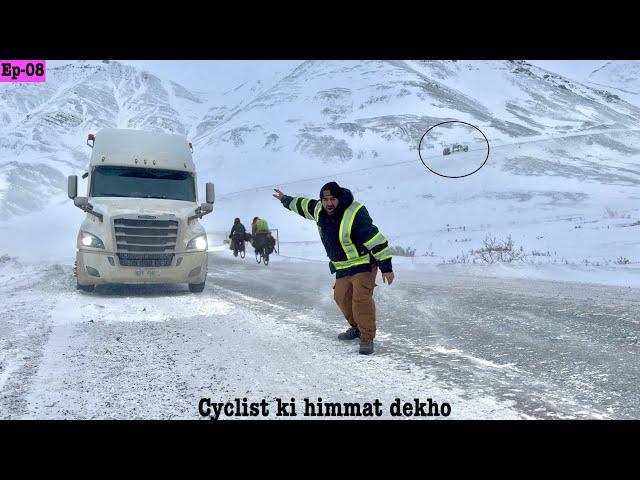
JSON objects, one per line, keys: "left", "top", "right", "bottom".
{"left": 80, "top": 231, "right": 105, "bottom": 249}
{"left": 187, "top": 234, "right": 207, "bottom": 251}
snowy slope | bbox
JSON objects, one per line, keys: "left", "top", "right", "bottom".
{"left": 588, "top": 61, "right": 640, "bottom": 94}
{"left": 585, "top": 61, "right": 640, "bottom": 106}
{"left": 207, "top": 129, "right": 640, "bottom": 270}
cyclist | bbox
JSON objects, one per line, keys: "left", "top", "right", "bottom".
{"left": 229, "top": 218, "right": 247, "bottom": 257}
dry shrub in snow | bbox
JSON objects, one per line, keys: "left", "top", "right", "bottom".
{"left": 389, "top": 245, "right": 416, "bottom": 257}
{"left": 615, "top": 256, "right": 631, "bottom": 265}
{"left": 445, "top": 235, "right": 527, "bottom": 264}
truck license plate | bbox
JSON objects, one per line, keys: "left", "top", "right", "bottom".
{"left": 135, "top": 269, "right": 158, "bottom": 277}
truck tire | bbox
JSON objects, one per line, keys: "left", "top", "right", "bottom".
{"left": 77, "top": 280, "right": 95, "bottom": 292}
{"left": 189, "top": 282, "right": 205, "bottom": 293}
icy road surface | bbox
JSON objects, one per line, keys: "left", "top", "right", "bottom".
{"left": 1, "top": 252, "right": 638, "bottom": 419}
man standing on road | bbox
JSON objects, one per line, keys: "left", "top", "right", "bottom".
{"left": 273, "top": 181, "right": 394, "bottom": 355}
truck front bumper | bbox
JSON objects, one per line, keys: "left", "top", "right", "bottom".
{"left": 76, "top": 249, "right": 208, "bottom": 286}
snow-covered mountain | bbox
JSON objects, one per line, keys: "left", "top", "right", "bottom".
{"left": 194, "top": 60, "right": 640, "bottom": 191}
{"left": 588, "top": 61, "right": 640, "bottom": 93}
{"left": 1, "top": 60, "right": 639, "bottom": 267}
{"left": 0, "top": 60, "right": 211, "bottom": 219}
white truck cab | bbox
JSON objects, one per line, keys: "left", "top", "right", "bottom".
{"left": 68, "top": 129, "right": 214, "bottom": 293}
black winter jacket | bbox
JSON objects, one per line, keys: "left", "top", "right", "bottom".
{"left": 281, "top": 187, "right": 392, "bottom": 278}
{"left": 230, "top": 221, "right": 246, "bottom": 239}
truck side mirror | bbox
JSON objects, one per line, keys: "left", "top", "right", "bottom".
{"left": 74, "top": 197, "right": 88, "bottom": 208}
{"left": 68, "top": 175, "right": 78, "bottom": 199}
{"left": 72, "top": 196, "right": 103, "bottom": 222}
{"left": 206, "top": 182, "right": 215, "bottom": 204}
{"left": 188, "top": 201, "right": 213, "bottom": 222}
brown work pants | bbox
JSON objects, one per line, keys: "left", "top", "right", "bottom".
{"left": 333, "top": 266, "right": 378, "bottom": 341}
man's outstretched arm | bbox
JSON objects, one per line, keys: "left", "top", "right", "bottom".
{"left": 273, "top": 188, "right": 322, "bottom": 222}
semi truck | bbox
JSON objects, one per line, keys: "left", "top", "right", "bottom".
{"left": 68, "top": 128, "right": 214, "bottom": 293}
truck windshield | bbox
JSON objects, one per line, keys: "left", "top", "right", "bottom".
{"left": 91, "top": 166, "right": 196, "bottom": 201}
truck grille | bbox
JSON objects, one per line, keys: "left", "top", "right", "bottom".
{"left": 113, "top": 217, "right": 179, "bottom": 267}
{"left": 117, "top": 253, "right": 174, "bottom": 267}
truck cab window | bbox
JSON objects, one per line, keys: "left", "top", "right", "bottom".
{"left": 90, "top": 166, "right": 196, "bottom": 202}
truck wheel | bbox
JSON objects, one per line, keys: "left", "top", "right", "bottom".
{"left": 189, "top": 282, "right": 205, "bottom": 293}
{"left": 77, "top": 281, "right": 95, "bottom": 292}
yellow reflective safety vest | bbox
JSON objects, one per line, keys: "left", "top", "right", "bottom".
{"left": 330, "top": 201, "right": 372, "bottom": 271}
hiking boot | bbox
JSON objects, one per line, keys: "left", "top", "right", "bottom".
{"left": 338, "top": 325, "right": 360, "bottom": 340}
{"left": 359, "top": 339, "right": 374, "bottom": 355}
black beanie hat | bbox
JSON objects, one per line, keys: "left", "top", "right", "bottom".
{"left": 320, "top": 181, "right": 342, "bottom": 199}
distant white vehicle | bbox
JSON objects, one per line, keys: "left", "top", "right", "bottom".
{"left": 443, "top": 144, "right": 469, "bottom": 155}
{"left": 68, "top": 129, "right": 215, "bottom": 293}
